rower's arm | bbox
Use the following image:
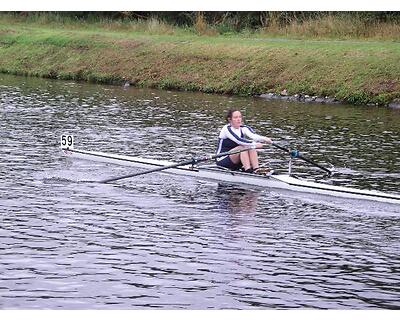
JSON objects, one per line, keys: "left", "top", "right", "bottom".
{"left": 242, "top": 126, "right": 272, "bottom": 143}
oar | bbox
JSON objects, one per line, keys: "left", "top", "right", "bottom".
{"left": 99, "top": 146, "right": 264, "bottom": 183}
{"left": 272, "top": 142, "right": 332, "bottom": 176}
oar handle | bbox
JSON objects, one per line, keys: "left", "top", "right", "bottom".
{"left": 271, "top": 143, "right": 290, "bottom": 153}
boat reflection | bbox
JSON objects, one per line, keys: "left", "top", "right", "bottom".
{"left": 216, "top": 183, "right": 261, "bottom": 215}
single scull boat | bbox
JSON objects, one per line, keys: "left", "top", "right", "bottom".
{"left": 61, "top": 146, "right": 400, "bottom": 205}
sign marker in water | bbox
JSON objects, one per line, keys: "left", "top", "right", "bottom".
{"left": 60, "top": 135, "right": 74, "bottom": 149}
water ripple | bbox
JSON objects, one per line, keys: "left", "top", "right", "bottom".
{"left": 1, "top": 74, "right": 400, "bottom": 309}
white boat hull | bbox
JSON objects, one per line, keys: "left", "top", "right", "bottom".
{"left": 61, "top": 147, "right": 400, "bottom": 205}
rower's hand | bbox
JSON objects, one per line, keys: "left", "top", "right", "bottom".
{"left": 255, "top": 143, "right": 265, "bottom": 149}
{"left": 263, "top": 137, "right": 272, "bottom": 144}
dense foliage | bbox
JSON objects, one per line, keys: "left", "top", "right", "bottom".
{"left": 12, "top": 11, "right": 400, "bottom": 31}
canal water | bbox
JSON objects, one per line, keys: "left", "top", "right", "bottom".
{"left": 1, "top": 74, "right": 399, "bottom": 309}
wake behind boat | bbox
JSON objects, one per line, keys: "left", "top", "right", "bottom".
{"left": 60, "top": 142, "right": 400, "bottom": 205}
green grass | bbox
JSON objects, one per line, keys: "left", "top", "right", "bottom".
{"left": 0, "top": 15, "right": 400, "bottom": 106}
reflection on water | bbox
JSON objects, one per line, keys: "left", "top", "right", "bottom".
{"left": 216, "top": 184, "right": 260, "bottom": 215}
{"left": 1, "top": 74, "right": 400, "bottom": 309}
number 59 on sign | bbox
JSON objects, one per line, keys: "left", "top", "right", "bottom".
{"left": 60, "top": 135, "right": 74, "bottom": 149}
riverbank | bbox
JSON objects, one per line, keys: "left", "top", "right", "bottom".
{"left": 1, "top": 16, "right": 400, "bottom": 107}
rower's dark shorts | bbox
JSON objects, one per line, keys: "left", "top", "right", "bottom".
{"left": 216, "top": 156, "right": 242, "bottom": 171}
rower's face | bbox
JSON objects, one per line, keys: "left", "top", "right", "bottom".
{"left": 230, "top": 111, "right": 242, "bottom": 128}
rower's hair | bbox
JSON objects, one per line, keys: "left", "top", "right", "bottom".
{"left": 226, "top": 108, "right": 241, "bottom": 122}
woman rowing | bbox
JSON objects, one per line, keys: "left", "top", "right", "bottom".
{"left": 215, "top": 109, "right": 272, "bottom": 173}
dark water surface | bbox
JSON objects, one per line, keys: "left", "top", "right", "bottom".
{"left": 1, "top": 74, "right": 399, "bottom": 309}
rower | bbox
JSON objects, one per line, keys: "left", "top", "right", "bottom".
{"left": 215, "top": 109, "right": 272, "bottom": 173}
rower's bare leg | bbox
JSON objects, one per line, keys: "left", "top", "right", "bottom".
{"left": 239, "top": 151, "right": 251, "bottom": 171}
{"left": 228, "top": 146, "right": 251, "bottom": 171}
{"left": 248, "top": 149, "right": 259, "bottom": 170}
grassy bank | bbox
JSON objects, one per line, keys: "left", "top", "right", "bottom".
{"left": 1, "top": 15, "right": 400, "bottom": 106}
